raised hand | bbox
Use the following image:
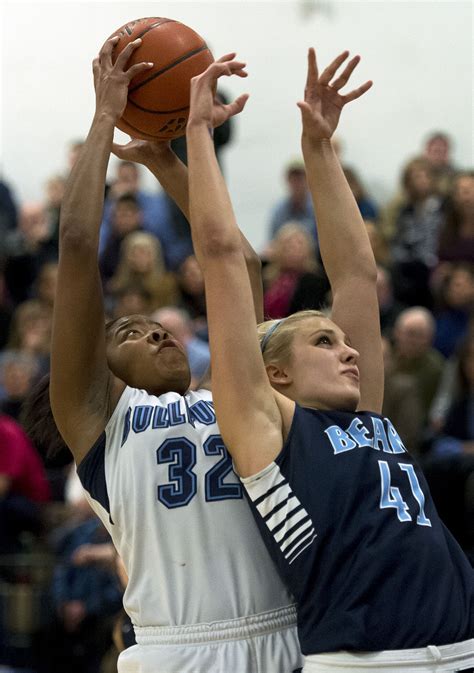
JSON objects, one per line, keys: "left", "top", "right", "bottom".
{"left": 298, "top": 48, "right": 372, "bottom": 143}
{"left": 92, "top": 36, "right": 154, "bottom": 123}
{"left": 188, "top": 53, "right": 249, "bottom": 129}
{"left": 112, "top": 137, "right": 171, "bottom": 167}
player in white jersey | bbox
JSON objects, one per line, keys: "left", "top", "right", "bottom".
{"left": 48, "top": 37, "right": 302, "bottom": 673}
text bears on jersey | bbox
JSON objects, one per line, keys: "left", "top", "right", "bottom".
{"left": 122, "top": 399, "right": 216, "bottom": 445}
{"left": 324, "top": 416, "right": 407, "bottom": 455}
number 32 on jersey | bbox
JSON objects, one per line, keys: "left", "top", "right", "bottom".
{"left": 157, "top": 435, "right": 243, "bottom": 508}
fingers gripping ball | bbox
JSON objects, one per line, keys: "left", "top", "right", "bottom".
{"left": 110, "top": 17, "right": 214, "bottom": 140}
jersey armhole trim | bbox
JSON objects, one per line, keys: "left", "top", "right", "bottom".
{"left": 238, "top": 403, "right": 301, "bottom": 484}
{"left": 76, "top": 431, "right": 113, "bottom": 523}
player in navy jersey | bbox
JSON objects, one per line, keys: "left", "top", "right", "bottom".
{"left": 47, "top": 37, "right": 302, "bottom": 673}
{"left": 185, "top": 49, "right": 474, "bottom": 672}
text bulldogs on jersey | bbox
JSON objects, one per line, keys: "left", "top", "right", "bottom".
{"left": 121, "top": 398, "right": 216, "bottom": 445}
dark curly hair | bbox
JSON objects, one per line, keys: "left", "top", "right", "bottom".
{"left": 20, "top": 374, "right": 72, "bottom": 464}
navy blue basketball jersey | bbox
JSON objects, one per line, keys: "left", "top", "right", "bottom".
{"left": 241, "top": 405, "right": 474, "bottom": 655}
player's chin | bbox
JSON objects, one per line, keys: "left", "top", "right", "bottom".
{"left": 338, "top": 387, "right": 360, "bottom": 412}
{"left": 160, "top": 360, "right": 191, "bottom": 388}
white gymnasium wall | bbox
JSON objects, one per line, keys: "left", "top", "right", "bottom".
{"left": 1, "top": 0, "right": 473, "bottom": 251}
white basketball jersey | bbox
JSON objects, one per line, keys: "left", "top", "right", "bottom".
{"left": 77, "top": 386, "right": 294, "bottom": 628}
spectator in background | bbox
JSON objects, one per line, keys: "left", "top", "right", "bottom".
{"left": 2, "top": 202, "right": 57, "bottom": 306}
{"left": 391, "top": 306, "right": 445, "bottom": 424}
{"left": 0, "top": 350, "right": 39, "bottom": 420}
{"left": 35, "top": 260, "right": 58, "bottom": 314}
{"left": 7, "top": 299, "right": 52, "bottom": 375}
{"left": 0, "top": 177, "right": 18, "bottom": 233}
{"left": 365, "top": 219, "right": 390, "bottom": 267}
{"left": 433, "top": 263, "right": 474, "bottom": 359}
{"left": 343, "top": 166, "right": 379, "bottom": 220}
{"left": 161, "top": 89, "right": 235, "bottom": 269}
{"left": 268, "top": 159, "right": 316, "bottom": 240}
{"left": 36, "top": 513, "right": 122, "bottom": 673}
{"left": 424, "top": 335, "right": 474, "bottom": 562}
{"left": 263, "top": 222, "right": 328, "bottom": 319}
{"left": 151, "top": 306, "right": 210, "bottom": 389}
{"left": 0, "top": 413, "right": 51, "bottom": 552}
{"left": 110, "top": 148, "right": 195, "bottom": 271}
{"left": 438, "top": 171, "right": 474, "bottom": 264}
{"left": 429, "top": 316, "right": 474, "bottom": 432}
{"left": 376, "top": 265, "right": 406, "bottom": 336}
{"left": 99, "top": 193, "right": 143, "bottom": 284}
{"left": 99, "top": 159, "right": 180, "bottom": 264}
{"left": 44, "top": 174, "right": 66, "bottom": 248}
{"left": 110, "top": 285, "right": 152, "bottom": 320}
{"left": 423, "top": 131, "right": 458, "bottom": 196}
{"left": 176, "top": 254, "right": 208, "bottom": 333}
{"left": 0, "top": 263, "right": 13, "bottom": 350}
{"left": 107, "top": 231, "right": 180, "bottom": 313}
{"left": 386, "top": 157, "right": 445, "bottom": 308}
{"left": 381, "top": 336, "right": 424, "bottom": 456}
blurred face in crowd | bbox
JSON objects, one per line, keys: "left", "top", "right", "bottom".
{"left": 21, "top": 315, "right": 51, "bottom": 354}
{"left": 453, "top": 175, "right": 474, "bottom": 216}
{"left": 1, "top": 358, "right": 38, "bottom": 399}
{"left": 113, "top": 290, "right": 150, "bottom": 319}
{"left": 113, "top": 201, "right": 142, "bottom": 236}
{"left": 19, "top": 204, "right": 49, "bottom": 244}
{"left": 445, "top": 267, "right": 474, "bottom": 308}
{"left": 46, "top": 176, "right": 66, "bottom": 208}
{"left": 287, "top": 169, "right": 308, "bottom": 204}
{"left": 425, "top": 136, "right": 450, "bottom": 168}
{"left": 276, "top": 225, "right": 314, "bottom": 272}
{"left": 406, "top": 165, "right": 433, "bottom": 201}
{"left": 126, "top": 241, "right": 156, "bottom": 274}
{"left": 179, "top": 255, "right": 204, "bottom": 296}
{"left": 116, "top": 163, "right": 140, "bottom": 194}
{"left": 393, "top": 311, "right": 434, "bottom": 359}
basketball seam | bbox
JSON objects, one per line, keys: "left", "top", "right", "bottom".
{"left": 134, "top": 19, "right": 176, "bottom": 41}
{"left": 129, "top": 45, "right": 210, "bottom": 94}
{"left": 127, "top": 100, "right": 189, "bottom": 115}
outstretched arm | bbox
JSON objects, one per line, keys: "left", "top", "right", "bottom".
{"left": 299, "top": 49, "right": 383, "bottom": 412}
{"left": 50, "top": 37, "right": 152, "bottom": 464}
{"left": 112, "top": 139, "right": 264, "bottom": 323}
{"left": 186, "top": 55, "right": 286, "bottom": 476}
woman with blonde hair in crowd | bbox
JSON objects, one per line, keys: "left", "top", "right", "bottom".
{"left": 107, "top": 231, "right": 180, "bottom": 313}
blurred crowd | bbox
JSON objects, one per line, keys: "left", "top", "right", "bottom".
{"left": 0, "top": 127, "right": 472, "bottom": 671}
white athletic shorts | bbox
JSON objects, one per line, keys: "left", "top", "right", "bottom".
{"left": 117, "top": 605, "right": 302, "bottom": 673}
{"left": 303, "top": 637, "right": 474, "bottom": 672}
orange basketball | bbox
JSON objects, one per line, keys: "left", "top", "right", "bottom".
{"left": 109, "top": 17, "right": 213, "bottom": 140}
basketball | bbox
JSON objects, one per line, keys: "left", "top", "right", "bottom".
{"left": 109, "top": 17, "right": 214, "bottom": 140}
